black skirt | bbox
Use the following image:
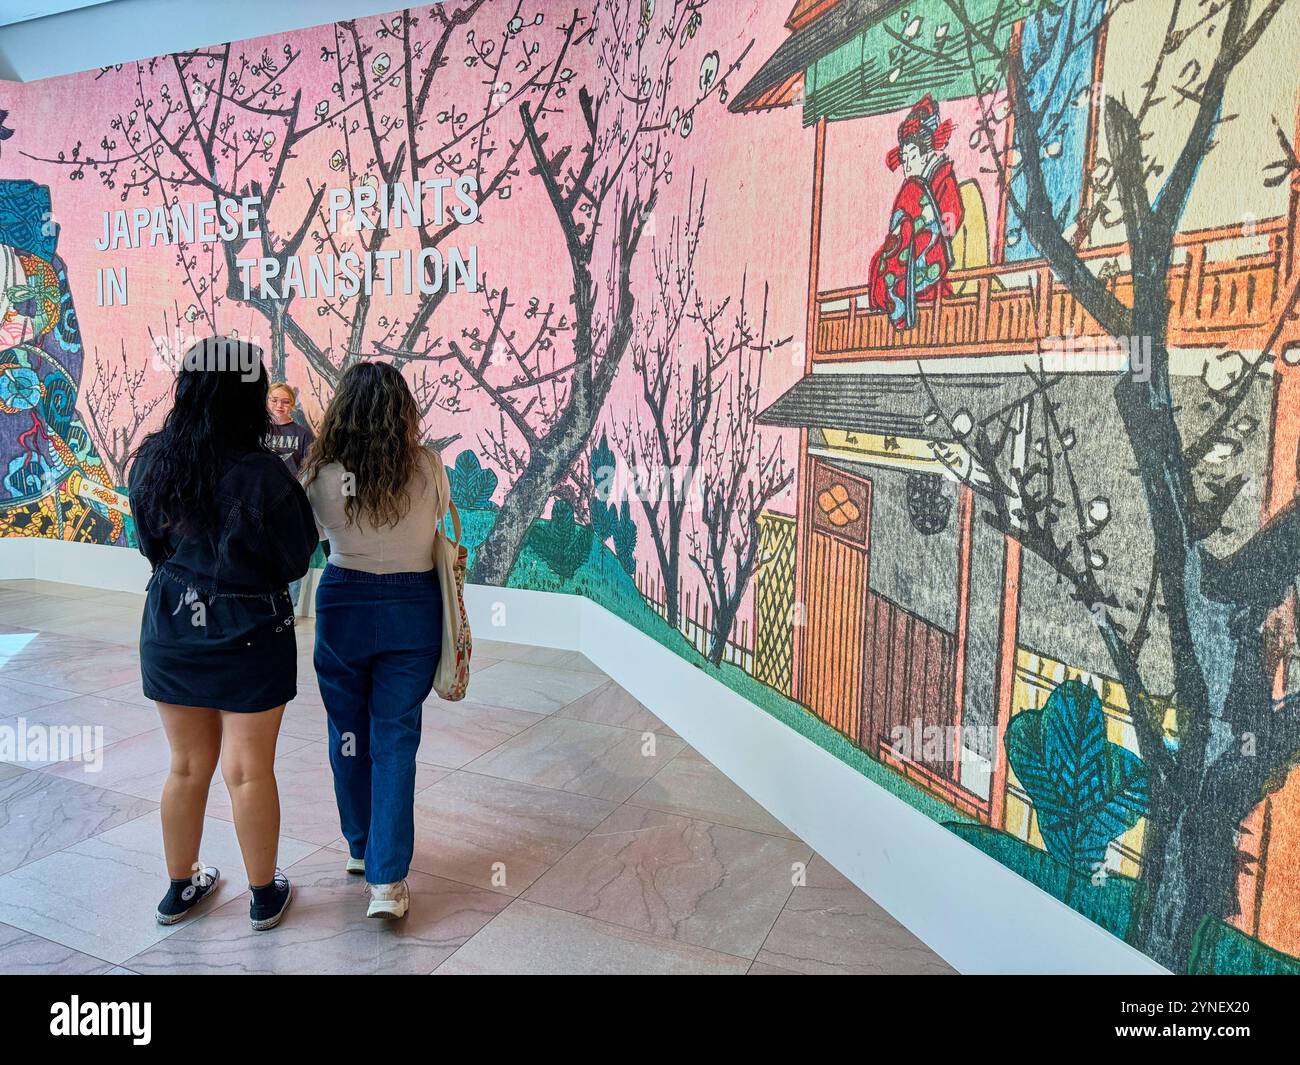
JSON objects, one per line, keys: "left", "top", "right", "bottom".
{"left": 140, "top": 565, "right": 298, "bottom": 713}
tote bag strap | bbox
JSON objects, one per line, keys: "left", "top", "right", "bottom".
{"left": 441, "top": 500, "right": 463, "bottom": 546}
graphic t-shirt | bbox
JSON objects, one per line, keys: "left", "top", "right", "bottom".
{"left": 266, "top": 420, "right": 315, "bottom": 476}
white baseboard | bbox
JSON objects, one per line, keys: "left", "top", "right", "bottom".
{"left": 465, "top": 585, "right": 584, "bottom": 652}
{"left": 0, "top": 538, "right": 1167, "bottom": 974}
{"left": 0, "top": 538, "right": 151, "bottom": 591}
{"left": 0, "top": 538, "right": 36, "bottom": 581}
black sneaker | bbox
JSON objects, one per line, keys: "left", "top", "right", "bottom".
{"left": 155, "top": 866, "right": 220, "bottom": 925}
{"left": 249, "top": 870, "right": 293, "bottom": 930}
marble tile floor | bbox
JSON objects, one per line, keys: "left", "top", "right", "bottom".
{"left": 0, "top": 579, "right": 956, "bottom": 976}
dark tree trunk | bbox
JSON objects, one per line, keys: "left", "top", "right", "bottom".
{"left": 470, "top": 389, "right": 595, "bottom": 586}
{"left": 1134, "top": 778, "right": 1241, "bottom": 970}
{"left": 1130, "top": 579, "right": 1276, "bottom": 970}
{"left": 269, "top": 303, "right": 287, "bottom": 382}
{"left": 707, "top": 599, "right": 737, "bottom": 667}
{"left": 640, "top": 499, "right": 682, "bottom": 629}
{"left": 706, "top": 558, "right": 752, "bottom": 668}
{"left": 663, "top": 546, "right": 681, "bottom": 629}
{"left": 471, "top": 462, "right": 554, "bottom": 586}
{"left": 471, "top": 83, "right": 653, "bottom": 590}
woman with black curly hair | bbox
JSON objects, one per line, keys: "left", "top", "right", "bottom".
{"left": 301, "top": 360, "right": 449, "bottom": 921}
{"left": 128, "top": 337, "right": 318, "bottom": 932}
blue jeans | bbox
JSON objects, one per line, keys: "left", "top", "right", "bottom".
{"left": 313, "top": 564, "right": 442, "bottom": 884}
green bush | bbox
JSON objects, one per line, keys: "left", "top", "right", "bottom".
{"left": 1189, "top": 917, "right": 1300, "bottom": 975}
{"left": 446, "top": 450, "right": 498, "bottom": 510}
{"left": 611, "top": 496, "right": 637, "bottom": 575}
{"left": 529, "top": 498, "right": 593, "bottom": 581}
{"left": 946, "top": 822, "right": 1137, "bottom": 940}
{"left": 589, "top": 431, "right": 637, "bottom": 573}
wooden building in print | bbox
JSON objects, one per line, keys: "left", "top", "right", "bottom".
{"left": 731, "top": 0, "right": 1300, "bottom": 959}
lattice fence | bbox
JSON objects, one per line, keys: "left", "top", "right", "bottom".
{"left": 753, "top": 511, "right": 797, "bottom": 695}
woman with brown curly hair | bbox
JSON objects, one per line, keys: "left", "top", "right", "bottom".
{"left": 301, "top": 361, "right": 449, "bottom": 920}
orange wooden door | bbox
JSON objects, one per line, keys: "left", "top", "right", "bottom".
{"left": 799, "top": 462, "right": 872, "bottom": 741}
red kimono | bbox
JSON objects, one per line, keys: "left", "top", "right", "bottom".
{"left": 868, "top": 157, "right": 963, "bottom": 330}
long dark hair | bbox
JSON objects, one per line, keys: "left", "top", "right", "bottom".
{"left": 131, "top": 337, "right": 272, "bottom": 536}
{"left": 301, "top": 361, "right": 424, "bottom": 528}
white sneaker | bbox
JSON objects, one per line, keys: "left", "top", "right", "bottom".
{"left": 366, "top": 880, "right": 409, "bottom": 920}
{"left": 345, "top": 856, "right": 365, "bottom": 875}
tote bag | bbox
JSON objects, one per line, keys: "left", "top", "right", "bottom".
{"left": 432, "top": 501, "right": 472, "bottom": 701}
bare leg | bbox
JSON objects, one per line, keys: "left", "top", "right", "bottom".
{"left": 156, "top": 703, "right": 223, "bottom": 880}
{"left": 220, "top": 706, "right": 286, "bottom": 887}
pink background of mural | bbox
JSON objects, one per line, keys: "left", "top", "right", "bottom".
{"left": 0, "top": 1, "right": 837, "bottom": 628}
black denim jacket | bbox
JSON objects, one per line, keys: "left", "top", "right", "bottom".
{"left": 128, "top": 443, "right": 318, "bottom": 596}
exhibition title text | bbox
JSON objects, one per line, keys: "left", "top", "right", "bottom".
{"left": 93, "top": 177, "right": 480, "bottom": 306}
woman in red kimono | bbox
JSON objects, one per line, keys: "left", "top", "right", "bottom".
{"left": 869, "top": 95, "right": 964, "bottom": 330}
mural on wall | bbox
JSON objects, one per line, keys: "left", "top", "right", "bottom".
{"left": 0, "top": 180, "right": 126, "bottom": 544}
{"left": 1, "top": 0, "right": 1299, "bottom": 974}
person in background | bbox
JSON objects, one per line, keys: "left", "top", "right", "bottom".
{"left": 301, "top": 361, "right": 448, "bottom": 921}
{"left": 128, "top": 338, "right": 318, "bottom": 932}
{"left": 266, "top": 382, "right": 317, "bottom": 607}
{"left": 266, "top": 383, "right": 315, "bottom": 474}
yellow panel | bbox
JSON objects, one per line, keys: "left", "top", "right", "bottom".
{"left": 950, "top": 180, "right": 1004, "bottom": 296}
{"left": 817, "top": 428, "right": 961, "bottom": 473}
{"left": 1004, "top": 793, "right": 1031, "bottom": 840}
{"left": 1095, "top": 0, "right": 1300, "bottom": 237}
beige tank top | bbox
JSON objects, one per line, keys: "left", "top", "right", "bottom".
{"left": 305, "top": 446, "right": 450, "bottom": 574}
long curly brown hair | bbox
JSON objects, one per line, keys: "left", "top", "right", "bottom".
{"left": 302, "top": 361, "right": 425, "bottom": 527}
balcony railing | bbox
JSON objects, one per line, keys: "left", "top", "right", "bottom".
{"left": 813, "top": 214, "right": 1297, "bottom": 362}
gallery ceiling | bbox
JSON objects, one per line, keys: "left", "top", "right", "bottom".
{"left": 0, "top": 0, "right": 416, "bottom": 82}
